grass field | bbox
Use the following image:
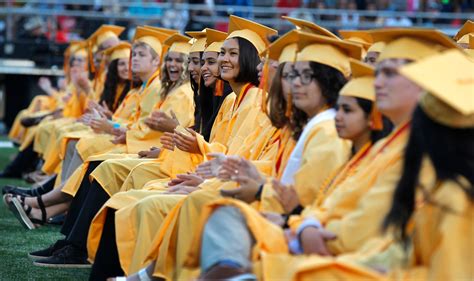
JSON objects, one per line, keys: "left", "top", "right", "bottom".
{"left": 0, "top": 137, "right": 91, "bottom": 280}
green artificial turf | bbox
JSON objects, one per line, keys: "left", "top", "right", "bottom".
{"left": 0, "top": 136, "right": 91, "bottom": 280}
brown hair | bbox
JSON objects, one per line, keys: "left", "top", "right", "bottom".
{"left": 267, "top": 62, "right": 307, "bottom": 141}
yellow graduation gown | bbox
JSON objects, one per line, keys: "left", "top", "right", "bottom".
{"left": 91, "top": 71, "right": 106, "bottom": 102}
{"left": 123, "top": 123, "right": 282, "bottom": 278}
{"left": 61, "top": 74, "right": 163, "bottom": 197}
{"left": 184, "top": 122, "right": 421, "bottom": 278}
{"left": 31, "top": 83, "right": 88, "bottom": 157}
{"left": 17, "top": 84, "right": 75, "bottom": 152}
{"left": 8, "top": 92, "right": 61, "bottom": 144}
{"left": 288, "top": 177, "right": 473, "bottom": 281}
{"left": 75, "top": 74, "right": 162, "bottom": 162}
{"left": 125, "top": 81, "right": 195, "bottom": 153}
{"left": 87, "top": 85, "right": 276, "bottom": 274}
{"left": 153, "top": 119, "right": 348, "bottom": 280}
{"left": 40, "top": 82, "right": 128, "bottom": 175}
{"left": 57, "top": 86, "right": 141, "bottom": 164}
{"left": 84, "top": 81, "right": 195, "bottom": 197}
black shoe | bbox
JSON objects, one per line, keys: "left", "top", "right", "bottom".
{"left": 2, "top": 185, "right": 33, "bottom": 196}
{"left": 47, "top": 213, "right": 66, "bottom": 225}
{"left": 3, "top": 178, "right": 55, "bottom": 197}
{"left": 33, "top": 244, "right": 92, "bottom": 268}
{"left": 0, "top": 171, "right": 21, "bottom": 179}
{"left": 28, "top": 239, "right": 69, "bottom": 260}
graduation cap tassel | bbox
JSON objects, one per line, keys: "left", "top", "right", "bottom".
{"left": 128, "top": 49, "right": 134, "bottom": 90}
{"left": 370, "top": 106, "right": 384, "bottom": 131}
{"left": 214, "top": 79, "right": 224, "bottom": 97}
{"left": 258, "top": 53, "right": 270, "bottom": 114}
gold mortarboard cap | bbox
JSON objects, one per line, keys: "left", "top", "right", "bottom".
{"left": 205, "top": 29, "right": 227, "bottom": 53}
{"left": 339, "top": 30, "right": 373, "bottom": 50}
{"left": 282, "top": 16, "right": 339, "bottom": 40}
{"left": 466, "top": 35, "right": 474, "bottom": 58}
{"left": 88, "top": 25, "right": 124, "bottom": 47}
{"left": 372, "top": 28, "right": 460, "bottom": 62}
{"left": 367, "top": 41, "right": 385, "bottom": 53}
{"left": 132, "top": 27, "right": 170, "bottom": 57}
{"left": 262, "top": 29, "right": 299, "bottom": 63}
{"left": 296, "top": 32, "right": 362, "bottom": 77}
{"left": 453, "top": 20, "right": 474, "bottom": 44}
{"left": 340, "top": 59, "right": 375, "bottom": 101}
{"left": 227, "top": 15, "right": 278, "bottom": 54}
{"left": 70, "top": 40, "right": 88, "bottom": 57}
{"left": 187, "top": 30, "right": 207, "bottom": 53}
{"left": 164, "top": 33, "right": 192, "bottom": 54}
{"left": 67, "top": 40, "right": 83, "bottom": 55}
{"left": 400, "top": 49, "right": 474, "bottom": 128}
{"left": 144, "top": 25, "right": 179, "bottom": 36}
{"left": 103, "top": 41, "right": 131, "bottom": 61}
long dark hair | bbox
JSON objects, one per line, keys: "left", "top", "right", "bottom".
{"left": 192, "top": 52, "right": 203, "bottom": 136}
{"left": 233, "top": 37, "right": 260, "bottom": 86}
{"left": 190, "top": 52, "right": 203, "bottom": 94}
{"left": 291, "top": 61, "right": 347, "bottom": 140}
{"left": 196, "top": 77, "right": 232, "bottom": 141}
{"left": 383, "top": 106, "right": 474, "bottom": 244}
{"left": 99, "top": 59, "right": 131, "bottom": 112}
{"left": 355, "top": 97, "right": 393, "bottom": 144}
{"left": 191, "top": 51, "right": 232, "bottom": 141}
{"left": 267, "top": 62, "right": 306, "bottom": 140}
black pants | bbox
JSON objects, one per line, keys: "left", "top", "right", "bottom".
{"left": 89, "top": 210, "right": 124, "bottom": 281}
{"left": 61, "top": 161, "right": 110, "bottom": 251}
{"left": 1, "top": 143, "right": 39, "bottom": 177}
{"left": 33, "top": 174, "right": 56, "bottom": 195}
{"left": 61, "top": 161, "right": 101, "bottom": 236}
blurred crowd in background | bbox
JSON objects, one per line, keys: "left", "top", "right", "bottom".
{"left": 2, "top": 0, "right": 474, "bottom": 41}
{"left": 0, "top": 0, "right": 472, "bottom": 67}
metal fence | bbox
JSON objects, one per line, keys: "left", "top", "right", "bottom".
{"left": 1, "top": 1, "right": 473, "bottom": 36}
{"left": 0, "top": 1, "right": 472, "bottom": 67}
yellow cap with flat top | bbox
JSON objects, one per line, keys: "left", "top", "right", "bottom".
{"left": 372, "top": 28, "right": 461, "bottom": 62}
{"left": 339, "top": 30, "right": 373, "bottom": 49}
{"left": 296, "top": 32, "right": 362, "bottom": 77}
{"left": 144, "top": 25, "right": 179, "bottom": 36}
{"left": 340, "top": 59, "right": 375, "bottom": 101}
{"left": 453, "top": 20, "right": 474, "bottom": 44}
{"left": 88, "top": 25, "right": 124, "bottom": 48}
{"left": 399, "top": 49, "right": 474, "bottom": 128}
{"left": 70, "top": 40, "right": 88, "bottom": 57}
{"left": 262, "top": 29, "right": 299, "bottom": 63}
{"left": 340, "top": 59, "right": 383, "bottom": 129}
{"left": 282, "top": 16, "right": 339, "bottom": 40}
{"left": 367, "top": 41, "right": 385, "bottom": 53}
{"left": 187, "top": 30, "right": 207, "bottom": 53}
{"left": 205, "top": 29, "right": 227, "bottom": 53}
{"left": 132, "top": 27, "right": 170, "bottom": 57}
{"left": 103, "top": 41, "right": 131, "bottom": 61}
{"left": 227, "top": 15, "right": 278, "bottom": 54}
{"left": 67, "top": 40, "right": 85, "bottom": 55}
{"left": 466, "top": 35, "right": 474, "bottom": 58}
{"left": 164, "top": 33, "right": 192, "bottom": 54}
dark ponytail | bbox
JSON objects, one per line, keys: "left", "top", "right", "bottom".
{"left": 383, "top": 106, "right": 474, "bottom": 245}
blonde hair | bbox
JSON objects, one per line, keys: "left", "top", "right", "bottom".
{"left": 159, "top": 51, "right": 189, "bottom": 98}
{"left": 132, "top": 42, "right": 158, "bottom": 59}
